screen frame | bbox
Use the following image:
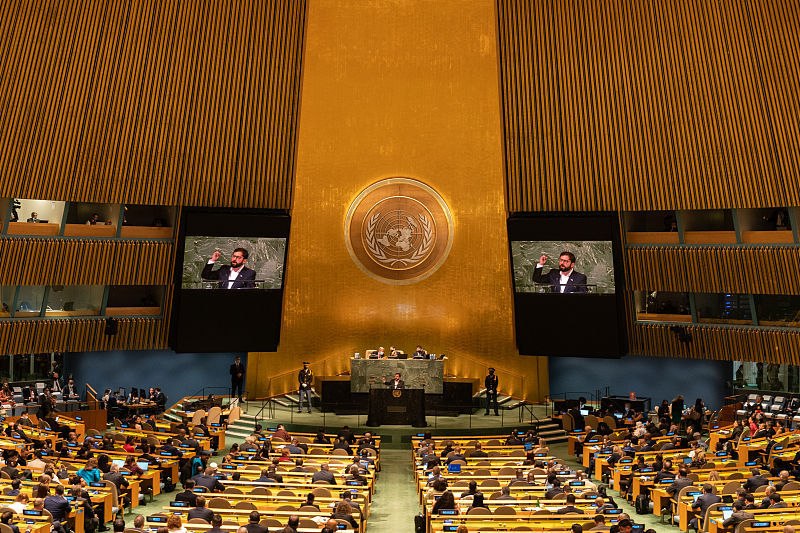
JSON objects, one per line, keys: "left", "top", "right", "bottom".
{"left": 507, "top": 211, "right": 627, "bottom": 357}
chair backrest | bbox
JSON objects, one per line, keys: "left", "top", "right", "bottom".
{"left": 262, "top": 518, "right": 283, "bottom": 528}
{"left": 585, "top": 414, "right": 599, "bottom": 429}
{"left": 497, "top": 467, "right": 517, "bottom": 476}
{"left": 480, "top": 479, "right": 500, "bottom": 488}
{"left": 250, "top": 487, "right": 270, "bottom": 495}
{"left": 312, "top": 487, "right": 332, "bottom": 498}
{"left": 783, "top": 481, "right": 800, "bottom": 491}
{"left": 235, "top": 501, "right": 256, "bottom": 510}
{"left": 561, "top": 412, "right": 575, "bottom": 432}
{"left": 187, "top": 518, "right": 209, "bottom": 524}
{"left": 223, "top": 487, "right": 243, "bottom": 494}
{"left": 206, "top": 406, "right": 222, "bottom": 425}
{"left": 721, "top": 480, "right": 742, "bottom": 494}
{"left": 297, "top": 505, "right": 319, "bottom": 512}
{"left": 493, "top": 505, "right": 516, "bottom": 515}
{"left": 0, "top": 523, "right": 13, "bottom": 533}
{"left": 227, "top": 405, "right": 241, "bottom": 425}
{"left": 467, "top": 507, "right": 493, "bottom": 515}
{"left": 276, "top": 504, "right": 295, "bottom": 511}
{"left": 734, "top": 519, "right": 755, "bottom": 533}
{"left": 191, "top": 409, "right": 206, "bottom": 426}
{"left": 207, "top": 497, "right": 231, "bottom": 509}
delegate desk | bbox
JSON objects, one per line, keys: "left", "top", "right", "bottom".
{"left": 367, "top": 387, "right": 426, "bottom": 427}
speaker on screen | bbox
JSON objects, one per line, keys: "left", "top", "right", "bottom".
{"left": 508, "top": 212, "right": 627, "bottom": 358}
{"left": 170, "top": 208, "right": 290, "bottom": 353}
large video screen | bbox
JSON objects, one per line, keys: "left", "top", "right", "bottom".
{"left": 171, "top": 208, "right": 290, "bottom": 353}
{"left": 508, "top": 213, "right": 626, "bottom": 357}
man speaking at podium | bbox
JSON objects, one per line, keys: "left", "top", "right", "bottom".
{"left": 383, "top": 372, "right": 405, "bottom": 390}
{"left": 201, "top": 248, "right": 256, "bottom": 289}
{"left": 532, "top": 251, "right": 588, "bottom": 293}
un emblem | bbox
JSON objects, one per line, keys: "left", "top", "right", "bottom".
{"left": 345, "top": 178, "right": 453, "bottom": 284}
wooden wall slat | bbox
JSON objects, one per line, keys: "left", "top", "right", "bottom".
{"left": 629, "top": 322, "right": 800, "bottom": 364}
{"left": 498, "top": 0, "right": 800, "bottom": 211}
{"left": 0, "top": 238, "right": 173, "bottom": 286}
{"left": 0, "top": 0, "right": 305, "bottom": 208}
{"left": 625, "top": 246, "right": 800, "bottom": 295}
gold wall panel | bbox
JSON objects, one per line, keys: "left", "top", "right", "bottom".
{"left": 498, "top": 0, "right": 800, "bottom": 212}
{"left": 626, "top": 246, "right": 800, "bottom": 295}
{"left": 248, "top": 0, "right": 548, "bottom": 402}
{"left": 0, "top": 0, "right": 304, "bottom": 208}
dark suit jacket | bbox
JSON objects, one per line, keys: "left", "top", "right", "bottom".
{"left": 188, "top": 507, "right": 215, "bottom": 522}
{"left": 532, "top": 266, "right": 588, "bottom": 293}
{"left": 387, "top": 379, "right": 405, "bottom": 390}
{"left": 744, "top": 474, "right": 769, "bottom": 492}
{"left": 201, "top": 263, "right": 256, "bottom": 289}
{"left": 43, "top": 495, "right": 71, "bottom": 521}
{"left": 666, "top": 477, "right": 692, "bottom": 496}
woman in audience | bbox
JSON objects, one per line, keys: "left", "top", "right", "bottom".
{"left": 431, "top": 490, "right": 457, "bottom": 515}
{"left": 330, "top": 501, "right": 358, "bottom": 529}
{"left": 77, "top": 457, "right": 101, "bottom": 484}
{"left": 166, "top": 514, "right": 187, "bottom": 533}
{"left": 97, "top": 454, "right": 112, "bottom": 474}
{"left": 122, "top": 436, "right": 137, "bottom": 453}
{"left": 223, "top": 443, "right": 240, "bottom": 463}
{"left": 467, "top": 492, "right": 488, "bottom": 512}
{"left": 314, "top": 429, "right": 331, "bottom": 444}
{"left": 0, "top": 511, "right": 20, "bottom": 533}
{"left": 124, "top": 455, "right": 144, "bottom": 476}
{"left": 301, "top": 493, "right": 319, "bottom": 511}
{"left": 9, "top": 493, "right": 28, "bottom": 515}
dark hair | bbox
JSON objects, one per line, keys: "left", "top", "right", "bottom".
{"left": 566, "top": 493, "right": 576, "bottom": 504}
{"left": 559, "top": 251, "right": 576, "bottom": 263}
{"left": 211, "top": 514, "right": 222, "bottom": 527}
{"left": 249, "top": 511, "right": 261, "bottom": 523}
{"left": 471, "top": 492, "right": 486, "bottom": 508}
{"left": 113, "top": 519, "right": 126, "bottom": 533}
{"left": 233, "top": 247, "right": 249, "bottom": 259}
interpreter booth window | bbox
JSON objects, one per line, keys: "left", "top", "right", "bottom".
{"left": 106, "top": 285, "right": 164, "bottom": 316}
{"left": 0, "top": 286, "right": 14, "bottom": 317}
{"left": 6, "top": 198, "right": 66, "bottom": 236}
{"left": 0, "top": 355, "right": 9, "bottom": 379}
{"left": 624, "top": 211, "right": 678, "bottom": 232}
{"left": 695, "top": 292, "right": 752, "bottom": 325}
{"left": 33, "top": 352, "right": 57, "bottom": 377}
{"left": 44, "top": 285, "right": 104, "bottom": 317}
{"left": 63, "top": 202, "right": 120, "bottom": 237}
{"left": 755, "top": 295, "right": 800, "bottom": 328}
{"left": 635, "top": 291, "right": 691, "bottom": 322}
{"left": 12, "top": 354, "right": 32, "bottom": 380}
{"left": 734, "top": 361, "right": 798, "bottom": 393}
{"left": 15, "top": 286, "right": 46, "bottom": 317}
{"left": 120, "top": 204, "right": 175, "bottom": 239}
{"left": 681, "top": 209, "right": 735, "bottom": 231}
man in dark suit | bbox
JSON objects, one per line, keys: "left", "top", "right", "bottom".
{"left": 743, "top": 467, "right": 770, "bottom": 492}
{"left": 175, "top": 480, "right": 198, "bottom": 506}
{"left": 43, "top": 484, "right": 71, "bottom": 522}
{"left": 230, "top": 356, "right": 245, "bottom": 403}
{"left": 187, "top": 495, "right": 215, "bottom": 522}
{"left": 384, "top": 372, "right": 405, "bottom": 390}
{"left": 532, "top": 251, "right": 588, "bottom": 293}
{"left": 484, "top": 368, "right": 499, "bottom": 416}
{"left": 666, "top": 469, "right": 693, "bottom": 497}
{"left": 689, "top": 484, "right": 721, "bottom": 531}
{"left": 201, "top": 248, "right": 256, "bottom": 289}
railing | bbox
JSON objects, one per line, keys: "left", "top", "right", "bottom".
{"left": 545, "top": 388, "right": 609, "bottom": 416}
{"left": 85, "top": 383, "right": 99, "bottom": 409}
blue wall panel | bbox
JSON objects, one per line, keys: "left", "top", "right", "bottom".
{"left": 548, "top": 356, "right": 732, "bottom": 410}
{"left": 65, "top": 350, "right": 245, "bottom": 406}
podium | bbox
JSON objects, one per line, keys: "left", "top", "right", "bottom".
{"left": 366, "top": 388, "right": 426, "bottom": 427}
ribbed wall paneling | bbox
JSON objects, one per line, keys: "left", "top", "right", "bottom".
{"left": 498, "top": 0, "right": 799, "bottom": 212}
{"left": 625, "top": 246, "right": 800, "bottom": 295}
{"left": 0, "top": 0, "right": 306, "bottom": 208}
{"left": 0, "top": 316, "right": 167, "bottom": 355}
{"left": 0, "top": 238, "right": 173, "bottom": 286}
{"left": 630, "top": 323, "right": 800, "bottom": 364}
